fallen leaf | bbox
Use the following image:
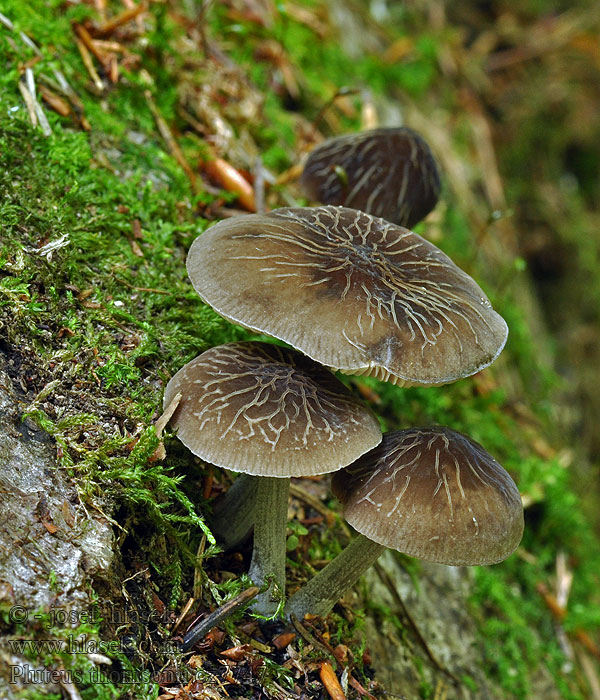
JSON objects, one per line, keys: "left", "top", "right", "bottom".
{"left": 320, "top": 661, "right": 346, "bottom": 700}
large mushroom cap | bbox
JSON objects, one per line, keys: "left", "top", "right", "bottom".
{"left": 331, "top": 427, "right": 524, "bottom": 565}
{"left": 187, "top": 206, "right": 508, "bottom": 386}
{"left": 163, "top": 342, "right": 382, "bottom": 478}
{"left": 300, "top": 127, "right": 441, "bottom": 228}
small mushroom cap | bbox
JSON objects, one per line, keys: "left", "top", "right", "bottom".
{"left": 187, "top": 206, "right": 508, "bottom": 386}
{"left": 300, "top": 127, "right": 441, "bottom": 228}
{"left": 331, "top": 427, "right": 524, "bottom": 565}
{"left": 163, "top": 342, "right": 382, "bottom": 478}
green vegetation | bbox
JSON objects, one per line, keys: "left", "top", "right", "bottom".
{"left": 1, "top": 0, "right": 599, "bottom": 698}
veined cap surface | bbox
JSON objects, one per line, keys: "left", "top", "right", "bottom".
{"left": 331, "top": 427, "right": 524, "bottom": 565}
{"left": 187, "top": 206, "right": 508, "bottom": 386}
{"left": 163, "top": 342, "right": 382, "bottom": 477}
{"left": 300, "top": 127, "right": 441, "bottom": 228}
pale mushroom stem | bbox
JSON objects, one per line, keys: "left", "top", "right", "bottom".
{"left": 248, "top": 476, "right": 290, "bottom": 616}
{"left": 209, "top": 474, "right": 257, "bottom": 551}
{"left": 284, "top": 534, "right": 385, "bottom": 620}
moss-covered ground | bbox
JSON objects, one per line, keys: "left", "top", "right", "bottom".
{"left": 1, "top": 1, "right": 599, "bottom": 698}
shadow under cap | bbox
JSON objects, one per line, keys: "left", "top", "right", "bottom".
{"left": 187, "top": 206, "right": 508, "bottom": 386}
{"left": 332, "top": 427, "right": 524, "bottom": 566}
{"left": 163, "top": 341, "right": 382, "bottom": 478}
{"left": 300, "top": 127, "right": 441, "bottom": 228}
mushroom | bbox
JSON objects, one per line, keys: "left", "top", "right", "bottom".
{"left": 208, "top": 472, "right": 258, "bottom": 551}
{"left": 300, "top": 127, "right": 441, "bottom": 228}
{"left": 284, "top": 427, "right": 524, "bottom": 620}
{"left": 163, "top": 341, "right": 382, "bottom": 615}
{"left": 186, "top": 205, "right": 508, "bottom": 387}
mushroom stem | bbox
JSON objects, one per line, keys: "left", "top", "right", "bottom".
{"left": 284, "top": 534, "right": 385, "bottom": 620}
{"left": 248, "top": 476, "right": 290, "bottom": 616}
{"left": 209, "top": 474, "right": 257, "bottom": 550}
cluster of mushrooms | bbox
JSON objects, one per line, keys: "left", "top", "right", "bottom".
{"left": 164, "top": 127, "right": 524, "bottom": 619}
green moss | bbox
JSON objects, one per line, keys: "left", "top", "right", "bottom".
{"left": 470, "top": 449, "right": 600, "bottom": 698}
{"left": 4, "top": 605, "right": 122, "bottom": 699}
{"left": 1, "top": 1, "right": 599, "bottom": 698}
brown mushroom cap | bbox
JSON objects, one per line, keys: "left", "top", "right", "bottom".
{"left": 187, "top": 206, "right": 508, "bottom": 386}
{"left": 163, "top": 342, "right": 382, "bottom": 477}
{"left": 331, "top": 427, "right": 524, "bottom": 565}
{"left": 300, "top": 127, "right": 441, "bottom": 228}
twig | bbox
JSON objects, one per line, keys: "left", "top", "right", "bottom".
{"left": 348, "top": 675, "right": 377, "bottom": 700}
{"left": 145, "top": 89, "right": 198, "bottom": 192}
{"left": 177, "top": 105, "right": 208, "bottom": 135}
{"left": 116, "top": 276, "right": 170, "bottom": 295}
{"left": 536, "top": 582, "right": 600, "bottom": 660}
{"left": 0, "top": 12, "right": 14, "bottom": 30}
{"left": 122, "top": 0, "right": 146, "bottom": 33}
{"left": 289, "top": 482, "right": 337, "bottom": 528}
{"left": 171, "top": 596, "right": 194, "bottom": 634}
{"left": 20, "top": 31, "right": 42, "bottom": 56}
{"left": 555, "top": 551, "right": 573, "bottom": 608}
{"left": 92, "top": 39, "right": 126, "bottom": 52}
{"left": 52, "top": 69, "right": 85, "bottom": 112}
{"left": 578, "top": 650, "right": 600, "bottom": 700}
{"left": 290, "top": 614, "right": 336, "bottom": 662}
{"left": 73, "top": 22, "right": 108, "bottom": 66}
{"left": 18, "top": 80, "right": 38, "bottom": 127}
{"left": 39, "top": 84, "right": 72, "bottom": 117}
{"left": 553, "top": 552, "right": 575, "bottom": 660}
{"left": 17, "top": 70, "right": 52, "bottom": 136}
{"left": 94, "top": 2, "right": 148, "bottom": 37}
{"left": 486, "top": 7, "right": 600, "bottom": 72}
{"left": 303, "top": 617, "right": 342, "bottom": 660}
{"left": 121, "top": 567, "right": 149, "bottom": 585}
{"left": 74, "top": 37, "right": 104, "bottom": 92}
{"left": 25, "top": 68, "right": 52, "bottom": 137}
{"left": 312, "top": 87, "right": 359, "bottom": 130}
{"left": 0, "top": 11, "right": 42, "bottom": 55}
{"left": 181, "top": 586, "right": 259, "bottom": 651}
{"left": 433, "top": 679, "right": 448, "bottom": 700}
{"left": 40, "top": 70, "right": 90, "bottom": 130}
{"left": 275, "top": 163, "right": 303, "bottom": 186}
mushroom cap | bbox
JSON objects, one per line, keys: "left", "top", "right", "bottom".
{"left": 300, "top": 127, "right": 441, "bottom": 228}
{"left": 163, "top": 342, "right": 382, "bottom": 478}
{"left": 187, "top": 205, "right": 508, "bottom": 386}
{"left": 331, "top": 427, "right": 524, "bottom": 565}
